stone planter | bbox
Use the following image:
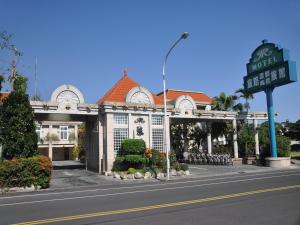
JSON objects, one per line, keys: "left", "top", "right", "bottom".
{"left": 232, "top": 158, "right": 243, "bottom": 166}
{"left": 243, "top": 157, "right": 256, "bottom": 165}
{"left": 265, "top": 157, "right": 291, "bottom": 168}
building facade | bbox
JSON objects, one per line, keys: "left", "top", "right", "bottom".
{"left": 2, "top": 72, "right": 267, "bottom": 173}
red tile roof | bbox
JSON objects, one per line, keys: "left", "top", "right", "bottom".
{"left": 97, "top": 74, "right": 164, "bottom": 105}
{"left": 157, "top": 89, "right": 212, "bottom": 104}
{"left": 0, "top": 92, "right": 9, "bottom": 103}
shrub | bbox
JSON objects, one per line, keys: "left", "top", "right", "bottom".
{"left": 260, "top": 135, "right": 291, "bottom": 159}
{"left": 0, "top": 156, "right": 52, "bottom": 190}
{"left": 150, "top": 149, "right": 160, "bottom": 167}
{"left": 144, "top": 148, "right": 152, "bottom": 158}
{"left": 277, "top": 135, "right": 291, "bottom": 157}
{"left": 112, "top": 156, "right": 126, "bottom": 171}
{"left": 120, "top": 139, "right": 146, "bottom": 155}
{"left": 144, "top": 167, "right": 155, "bottom": 175}
{"left": 127, "top": 168, "right": 136, "bottom": 174}
{"left": 112, "top": 155, "right": 147, "bottom": 171}
{"left": 73, "top": 145, "right": 81, "bottom": 159}
{"left": 172, "top": 162, "right": 181, "bottom": 171}
{"left": 169, "top": 151, "right": 178, "bottom": 167}
{"left": 124, "top": 155, "right": 147, "bottom": 169}
{"left": 180, "top": 163, "right": 189, "bottom": 171}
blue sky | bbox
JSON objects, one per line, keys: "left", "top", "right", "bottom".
{"left": 1, "top": 0, "right": 299, "bottom": 122}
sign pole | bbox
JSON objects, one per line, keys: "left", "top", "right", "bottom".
{"left": 265, "top": 87, "right": 277, "bottom": 157}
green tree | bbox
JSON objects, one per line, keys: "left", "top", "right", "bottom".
{"left": 211, "top": 92, "right": 237, "bottom": 111}
{"left": 238, "top": 123, "right": 255, "bottom": 157}
{"left": 0, "top": 74, "right": 38, "bottom": 159}
{"left": 286, "top": 120, "right": 300, "bottom": 141}
{"left": 235, "top": 88, "right": 254, "bottom": 112}
{"left": 170, "top": 124, "right": 184, "bottom": 159}
{"left": 258, "top": 122, "right": 291, "bottom": 157}
{"left": 277, "top": 135, "right": 291, "bottom": 157}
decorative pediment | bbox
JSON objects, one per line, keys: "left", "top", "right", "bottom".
{"left": 175, "top": 95, "right": 196, "bottom": 110}
{"left": 50, "top": 84, "right": 84, "bottom": 111}
{"left": 125, "top": 86, "right": 154, "bottom": 105}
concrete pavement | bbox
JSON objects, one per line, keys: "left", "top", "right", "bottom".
{"left": 48, "top": 164, "right": 300, "bottom": 190}
{"left": 0, "top": 168, "right": 299, "bottom": 225}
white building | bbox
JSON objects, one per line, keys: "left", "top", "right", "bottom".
{"left": 28, "top": 72, "right": 267, "bottom": 173}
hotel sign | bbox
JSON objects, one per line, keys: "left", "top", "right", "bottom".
{"left": 244, "top": 42, "right": 297, "bottom": 94}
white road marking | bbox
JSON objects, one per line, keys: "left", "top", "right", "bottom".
{"left": 188, "top": 167, "right": 208, "bottom": 170}
{"left": 0, "top": 169, "right": 298, "bottom": 200}
{"left": 0, "top": 173, "right": 299, "bottom": 207}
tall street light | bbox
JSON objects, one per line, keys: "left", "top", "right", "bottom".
{"left": 163, "top": 32, "right": 189, "bottom": 180}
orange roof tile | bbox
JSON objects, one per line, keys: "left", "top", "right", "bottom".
{"left": 97, "top": 74, "right": 164, "bottom": 105}
{"left": 0, "top": 92, "right": 9, "bottom": 103}
{"left": 157, "top": 89, "right": 212, "bottom": 104}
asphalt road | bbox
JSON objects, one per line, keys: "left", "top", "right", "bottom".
{"left": 0, "top": 169, "right": 300, "bottom": 225}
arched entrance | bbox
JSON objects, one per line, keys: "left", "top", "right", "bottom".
{"left": 31, "top": 84, "right": 99, "bottom": 171}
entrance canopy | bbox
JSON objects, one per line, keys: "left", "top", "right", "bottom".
{"left": 31, "top": 84, "right": 98, "bottom": 121}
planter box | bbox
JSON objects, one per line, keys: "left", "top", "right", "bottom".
{"left": 243, "top": 157, "right": 256, "bottom": 165}
{"left": 232, "top": 158, "right": 243, "bottom": 166}
{"left": 265, "top": 157, "right": 291, "bottom": 168}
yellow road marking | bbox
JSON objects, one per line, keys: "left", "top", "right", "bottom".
{"left": 12, "top": 184, "right": 300, "bottom": 225}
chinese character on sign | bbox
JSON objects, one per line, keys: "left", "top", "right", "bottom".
{"left": 271, "top": 70, "right": 277, "bottom": 81}
{"left": 259, "top": 72, "right": 264, "bottom": 80}
{"left": 260, "top": 80, "right": 265, "bottom": 86}
{"left": 278, "top": 67, "right": 286, "bottom": 79}
{"left": 247, "top": 78, "right": 253, "bottom": 88}
{"left": 266, "top": 78, "right": 271, "bottom": 85}
{"left": 253, "top": 76, "right": 259, "bottom": 86}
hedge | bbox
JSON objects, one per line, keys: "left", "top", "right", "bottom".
{"left": 0, "top": 155, "right": 52, "bottom": 190}
{"left": 120, "top": 139, "right": 146, "bottom": 155}
{"left": 112, "top": 155, "right": 147, "bottom": 171}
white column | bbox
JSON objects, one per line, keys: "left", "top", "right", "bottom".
{"left": 207, "top": 122, "right": 212, "bottom": 155}
{"left": 233, "top": 119, "right": 238, "bottom": 158}
{"left": 98, "top": 115, "right": 104, "bottom": 174}
{"left": 254, "top": 119, "right": 259, "bottom": 157}
{"left": 149, "top": 114, "right": 152, "bottom": 149}
{"left": 48, "top": 125, "right": 53, "bottom": 160}
{"left": 106, "top": 113, "right": 114, "bottom": 172}
{"left": 128, "top": 113, "right": 133, "bottom": 139}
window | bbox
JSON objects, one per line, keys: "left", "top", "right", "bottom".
{"left": 152, "top": 115, "right": 163, "bottom": 125}
{"left": 60, "top": 126, "right": 68, "bottom": 140}
{"left": 152, "top": 128, "right": 164, "bottom": 151}
{"left": 113, "top": 128, "right": 128, "bottom": 156}
{"left": 113, "top": 114, "right": 128, "bottom": 125}
{"left": 36, "top": 126, "right": 41, "bottom": 140}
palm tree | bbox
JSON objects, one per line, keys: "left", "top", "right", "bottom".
{"left": 235, "top": 88, "right": 254, "bottom": 113}
{"left": 211, "top": 92, "right": 237, "bottom": 111}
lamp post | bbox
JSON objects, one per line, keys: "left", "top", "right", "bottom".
{"left": 163, "top": 32, "right": 189, "bottom": 180}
